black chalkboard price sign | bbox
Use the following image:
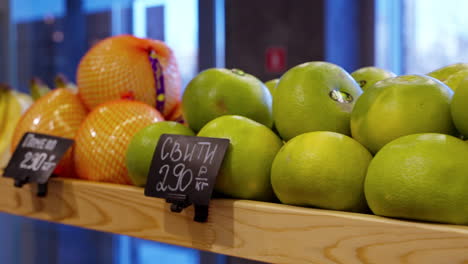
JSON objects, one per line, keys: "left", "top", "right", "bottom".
{"left": 3, "top": 132, "right": 74, "bottom": 197}
{"left": 144, "top": 134, "right": 230, "bottom": 222}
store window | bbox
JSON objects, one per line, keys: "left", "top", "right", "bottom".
{"left": 375, "top": 0, "right": 468, "bottom": 75}
{"left": 403, "top": 0, "right": 468, "bottom": 74}
{"left": 7, "top": 0, "right": 198, "bottom": 92}
{"left": 132, "top": 0, "right": 199, "bottom": 88}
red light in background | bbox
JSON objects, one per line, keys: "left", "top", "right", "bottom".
{"left": 265, "top": 46, "right": 287, "bottom": 73}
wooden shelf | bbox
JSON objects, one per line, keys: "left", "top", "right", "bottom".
{"left": 0, "top": 177, "right": 468, "bottom": 263}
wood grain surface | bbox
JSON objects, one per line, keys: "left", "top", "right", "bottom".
{"left": 0, "top": 177, "right": 467, "bottom": 264}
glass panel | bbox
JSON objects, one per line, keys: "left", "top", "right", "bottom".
{"left": 375, "top": 0, "right": 403, "bottom": 74}
{"left": 115, "top": 237, "right": 200, "bottom": 264}
{"left": 375, "top": 0, "right": 468, "bottom": 74}
{"left": 0, "top": 213, "right": 116, "bottom": 264}
{"left": 403, "top": 0, "right": 468, "bottom": 74}
{"left": 132, "top": 0, "right": 199, "bottom": 88}
{"left": 8, "top": 0, "right": 198, "bottom": 92}
{"left": 114, "top": 235, "right": 270, "bottom": 264}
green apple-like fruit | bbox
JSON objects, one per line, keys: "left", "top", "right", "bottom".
{"left": 264, "top": 78, "right": 279, "bottom": 97}
{"left": 264, "top": 78, "right": 280, "bottom": 133}
{"left": 365, "top": 133, "right": 468, "bottom": 225}
{"left": 273, "top": 61, "right": 363, "bottom": 141}
{"left": 198, "top": 115, "right": 283, "bottom": 201}
{"left": 182, "top": 68, "right": 273, "bottom": 132}
{"left": 443, "top": 69, "right": 468, "bottom": 92}
{"left": 351, "top": 75, "right": 456, "bottom": 154}
{"left": 427, "top": 63, "right": 468, "bottom": 82}
{"left": 451, "top": 77, "right": 468, "bottom": 138}
{"left": 126, "top": 121, "right": 195, "bottom": 186}
{"left": 350, "top": 66, "right": 396, "bottom": 91}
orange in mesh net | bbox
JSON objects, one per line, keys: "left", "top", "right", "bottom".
{"left": 74, "top": 100, "right": 164, "bottom": 185}
{"left": 76, "top": 35, "right": 181, "bottom": 119}
{"left": 11, "top": 88, "right": 88, "bottom": 178}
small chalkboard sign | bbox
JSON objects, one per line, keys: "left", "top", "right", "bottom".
{"left": 3, "top": 132, "right": 74, "bottom": 196}
{"left": 144, "top": 134, "right": 230, "bottom": 222}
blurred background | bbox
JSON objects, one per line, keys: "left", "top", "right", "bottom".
{"left": 1, "top": 0, "right": 468, "bottom": 263}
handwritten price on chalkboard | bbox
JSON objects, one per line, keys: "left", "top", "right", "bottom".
{"left": 19, "top": 152, "right": 57, "bottom": 172}
{"left": 145, "top": 134, "right": 229, "bottom": 215}
{"left": 3, "top": 132, "right": 74, "bottom": 191}
{"left": 156, "top": 162, "right": 211, "bottom": 192}
{"left": 154, "top": 137, "right": 219, "bottom": 193}
{"left": 156, "top": 163, "right": 192, "bottom": 192}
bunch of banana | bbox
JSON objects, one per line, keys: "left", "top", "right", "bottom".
{"left": 29, "top": 74, "right": 77, "bottom": 103}
{"left": 29, "top": 77, "right": 51, "bottom": 101}
{"left": 55, "top": 73, "right": 78, "bottom": 93}
{"left": 0, "top": 84, "right": 33, "bottom": 170}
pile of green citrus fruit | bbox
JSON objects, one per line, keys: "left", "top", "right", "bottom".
{"left": 126, "top": 62, "right": 468, "bottom": 226}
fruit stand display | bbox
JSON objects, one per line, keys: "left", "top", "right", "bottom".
{"left": 1, "top": 177, "right": 468, "bottom": 264}
{"left": 2, "top": 35, "right": 468, "bottom": 263}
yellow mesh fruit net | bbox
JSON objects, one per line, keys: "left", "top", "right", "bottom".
{"left": 11, "top": 88, "right": 88, "bottom": 178}
{"left": 74, "top": 100, "right": 164, "bottom": 185}
{"left": 77, "top": 35, "right": 181, "bottom": 118}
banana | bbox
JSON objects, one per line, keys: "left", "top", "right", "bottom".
{"left": 0, "top": 149, "right": 9, "bottom": 173}
{"left": 13, "top": 91, "right": 33, "bottom": 114}
{"left": 30, "top": 77, "right": 51, "bottom": 101}
{"left": 0, "top": 86, "right": 9, "bottom": 143}
{"left": 55, "top": 73, "right": 78, "bottom": 94}
{"left": 0, "top": 85, "right": 27, "bottom": 169}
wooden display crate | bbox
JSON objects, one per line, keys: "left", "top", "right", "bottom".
{"left": 0, "top": 177, "right": 468, "bottom": 264}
